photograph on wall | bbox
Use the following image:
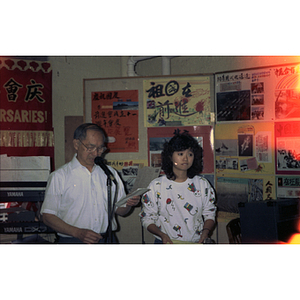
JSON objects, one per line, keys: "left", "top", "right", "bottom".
{"left": 147, "top": 126, "right": 214, "bottom": 174}
{"left": 275, "top": 121, "right": 300, "bottom": 175}
{"left": 91, "top": 90, "right": 139, "bottom": 152}
{"left": 216, "top": 176, "right": 275, "bottom": 213}
{"left": 216, "top": 157, "right": 239, "bottom": 170}
{"left": 215, "top": 139, "right": 238, "bottom": 156}
{"left": 0, "top": 58, "right": 54, "bottom": 160}
{"left": 106, "top": 159, "right": 148, "bottom": 193}
{"left": 251, "top": 106, "right": 264, "bottom": 120}
{"left": 215, "top": 63, "right": 300, "bottom": 123}
{"left": 238, "top": 134, "right": 253, "bottom": 156}
{"left": 240, "top": 157, "right": 258, "bottom": 172}
{"left": 216, "top": 90, "right": 251, "bottom": 122}
{"left": 276, "top": 138, "right": 300, "bottom": 171}
{"left": 277, "top": 176, "right": 300, "bottom": 199}
{"left": 144, "top": 76, "right": 211, "bottom": 127}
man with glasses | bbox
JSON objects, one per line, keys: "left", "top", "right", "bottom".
{"left": 41, "top": 123, "right": 140, "bottom": 243}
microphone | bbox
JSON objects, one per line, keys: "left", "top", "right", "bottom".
{"left": 94, "top": 156, "right": 117, "bottom": 185}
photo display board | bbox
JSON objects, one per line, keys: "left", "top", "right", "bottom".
{"left": 215, "top": 63, "right": 300, "bottom": 123}
{"left": 84, "top": 75, "right": 213, "bottom": 159}
{"left": 214, "top": 63, "right": 300, "bottom": 213}
{"left": 215, "top": 122, "right": 276, "bottom": 213}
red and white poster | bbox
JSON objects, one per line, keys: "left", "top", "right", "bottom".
{"left": 0, "top": 58, "right": 54, "bottom": 160}
{"left": 91, "top": 89, "right": 139, "bottom": 152}
{"left": 275, "top": 121, "right": 300, "bottom": 175}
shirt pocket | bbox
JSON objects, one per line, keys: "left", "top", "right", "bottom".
{"left": 61, "top": 177, "right": 86, "bottom": 211}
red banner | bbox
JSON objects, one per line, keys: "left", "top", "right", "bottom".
{"left": 0, "top": 58, "right": 54, "bottom": 160}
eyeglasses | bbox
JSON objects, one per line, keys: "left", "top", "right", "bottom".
{"left": 78, "top": 139, "right": 107, "bottom": 153}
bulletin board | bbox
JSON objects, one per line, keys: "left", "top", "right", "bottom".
{"left": 214, "top": 122, "right": 276, "bottom": 212}
{"left": 83, "top": 69, "right": 299, "bottom": 215}
{"left": 215, "top": 62, "right": 300, "bottom": 123}
{"left": 215, "top": 122, "right": 275, "bottom": 175}
{"left": 214, "top": 62, "right": 300, "bottom": 213}
{"left": 84, "top": 74, "right": 214, "bottom": 162}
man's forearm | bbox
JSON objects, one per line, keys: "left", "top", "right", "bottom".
{"left": 42, "top": 213, "right": 79, "bottom": 238}
{"left": 115, "top": 205, "right": 132, "bottom": 216}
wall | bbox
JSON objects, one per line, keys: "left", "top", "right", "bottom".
{"left": 50, "top": 56, "right": 300, "bottom": 169}
{"left": 48, "top": 56, "right": 126, "bottom": 169}
{"left": 49, "top": 55, "right": 300, "bottom": 244}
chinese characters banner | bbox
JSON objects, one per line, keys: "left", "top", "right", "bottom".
{"left": 91, "top": 90, "right": 139, "bottom": 152}
{"left": 144, "top": 76, "right": 211, "bottom": 127}
{"left": 0, "top": 58, "right": 54, "bottom": 158}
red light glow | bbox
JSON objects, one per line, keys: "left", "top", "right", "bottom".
{"left": 288, "top": 233, "right": 300, "bottom": 244}
{"left": 286, "top": 219, "right": 300, "bottom": 244}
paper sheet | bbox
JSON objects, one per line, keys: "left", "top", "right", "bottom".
{"left": 116, "top": 188, "right": 150, "bottom": 207}
{"left": 116, "top": 166, "right": 160, "bottom": 207}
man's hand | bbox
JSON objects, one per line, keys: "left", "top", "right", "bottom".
{"left": 75, "top": 228, "right": 103, "bottom": 244}
{"left": 116, "top": 196, "right": 141, "bottom": 216}
{"left": 126, "top": 195, "right": 140, "bottom": 207}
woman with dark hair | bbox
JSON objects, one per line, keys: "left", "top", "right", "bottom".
{"left": 140, "top": 131, "right": 216, "bottom": 244}
{"left": 161, "top": 131, "right": 203, "bottom": 180}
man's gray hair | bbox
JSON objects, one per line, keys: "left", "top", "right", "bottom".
{"left": 73, "top": 123, "right": 107, "bottom": 143}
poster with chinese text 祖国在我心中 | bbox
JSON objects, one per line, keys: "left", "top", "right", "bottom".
{"left": 144, "top": 76, "right": 211, "bottom": 127}
{"left": 92, "top": 90, "right": 139, "bottom": 153}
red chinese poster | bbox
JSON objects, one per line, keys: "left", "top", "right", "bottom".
{"left": 0, "top": 58, "right": 54, "bottom": 160}
{"left": 91, "top": 90, "right": 139, "bottom": 152}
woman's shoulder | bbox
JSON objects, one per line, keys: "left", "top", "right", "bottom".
{"left": 191, "top": 175, "right": 212, "bottom": 185}
{"left": 149, "top": 175, "right": 169, "bottom": 185}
